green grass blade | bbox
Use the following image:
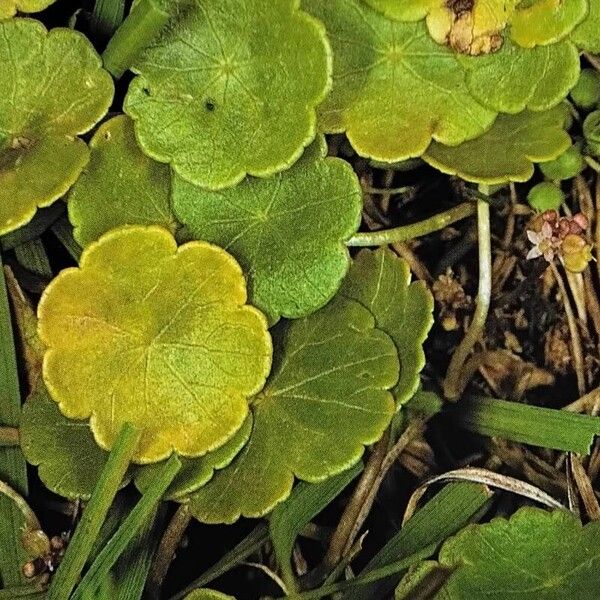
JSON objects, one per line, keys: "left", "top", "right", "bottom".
{"left": 72, "top": 454, "right": 181, "bottom": 599}
{"left": 102, "top": 0, "right": 170, "bottom": 78}
{"left": 452, "top": 396, "right": 600, "bottom": 454}
{"left": 14, "top": 240, "right": 52, "bottom": 279}
{"left": 270, "top": 464, "right": 362, "bottom": 593}
{"left": 114, "top": 508, "right": 164, "bottom": 600}
{"left": 50, "top": 217, "right": 82, "bottom": 262}
{"left": 48, "top": 423, "right": 140, "bottom": 600}
{"left": 0, "top": 253, "right": 29, "bottom": 587}
{"left": 345, "top": 482, "right": 492, "bottom": 600}
{"left": 91, "top": 0, "right": 126, "bottom": 40}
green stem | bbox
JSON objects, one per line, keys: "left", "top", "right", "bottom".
{"left": 0, "top": 479, "right": 41, "bottom": 531}
{"left": 346, "top": 202, "right": 475, "bottom": 247}
{"left": 363, "top": 186, "right": 414, "bottom": 196}
{"left": 72, "top": 454, "right": 181, "bottom": 599}
{"left": 443, "top": 198, "right": 491, "bottom": 401}
{"left": 0, "top": 426, "right": 19, "bottom": 447}
{"left": 47, "top": 423, "right": 140, "bottom": 600}
{"left": 584, "top": 155, "right": 600, "bottom": 173}
{"left": 102, "top": 0, "right": 170, "bottom": 79}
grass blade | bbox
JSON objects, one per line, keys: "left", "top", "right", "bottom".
{"left": 48, "top": 423, "right": 140, "bottom": 600}
{"left": 0, "top": 252, "right": 29, "bottom": 587}
{"left": 270, "top": 464, "right": 362, "bottom": 593}
{"left": 72, "top": 455, "right": 181, "bottom": 599}
{"left": 90, "top": 0, "right": 126, "bottom": 41}
{"left": 102, "top": 0, "right": 170, "bottom": 78}
{"left": 14, "top": 240, "right": 52, "bottom": 279}
{"left": 451, "top": 396, "right": 600, "bottom": 454}
{"left": 345, "top": 482, "right": 492, "bottom": 600}
{"left": 114, "top": 507, "right": 164, "bottom": 600}
{"left": 50, "top": 217, "right": 82, "bottom": 262}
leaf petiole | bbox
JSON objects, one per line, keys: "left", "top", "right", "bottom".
{"left": 346, "top": 202, "right": 475, "bottom": 247}
{"left": 0, "top": 426, "right": 19, "bottom": 447}
{"left": 443, "top": 197, "right": 491, "bottom": 400}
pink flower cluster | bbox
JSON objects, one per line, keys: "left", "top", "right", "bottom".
{"left": 526, "top": 211, "right": 592, "bottom": 273}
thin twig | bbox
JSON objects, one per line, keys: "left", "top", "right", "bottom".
{"left": 323, "top": 430, "right": 389, "bottom": 570}
{"left": 551, "top": 263, "right": 587, "bottom": 395}
{"left": 147, "top": 504, "right": 192, "bottom": 599}
{"left": 563, "top": 386, "right": 600, "bottom": 413}
{"left": 402, "top": 467, "right": 565, "bottom": 525}
{"left": 242, "top": 562, "right": 288, "bottom": 596}
{"left": 569, "top": 454, "right": 600, "bottom": 520}
{"left": 392, "top": 242, "right": 432, "bottom": 283}
{"left": 341, "top": 420, "right": 426, "bottom": 558}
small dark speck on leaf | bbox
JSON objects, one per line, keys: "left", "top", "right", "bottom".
{"left": 205, "top": 99, "right": 216, "bottom": 112}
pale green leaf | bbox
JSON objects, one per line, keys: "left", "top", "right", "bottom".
{"left": 133, "top": 414, "right": 252, "bottom": 500}
{"left": 340, "top": 248, "right": 433, "bottom": 405}
{"left": 124, "top": 0, "right": 331, "bottom": 190}
{"left": 0, "top": 0, "right": 56, "bottom": 19}
{"left": 423, "top": 106, "right": 571, "bottom": 184}
{"left": 459, "top": 37, "right": 580, "bottom": 113}
{"left": 302, "top": 0, "right": 496, "bottom": 162}
{"left": 38, "top": 225, "right": 272, "bottom": 463}
{"left": 188, "top": 297, "right": 399, "bottom": 523}
{"left": 20, "top": 386, "right": 132, "bottom": 500}
{"left": 572, "top": 0, "right": 600, "bottom": 52}
{"left": 510, "top": 0, "right": 588, "bottom": 48}
{"left": 174, "top": 137, "right": 362, "bottom": 322}
{"left": 68, "top": 115, "right": 177, "bottom": 247}
{"left": 0, "top": 19, "right": 114, "bottom": 235}
{"left": 435, "top": 508, "right": 600, "bottom": 599}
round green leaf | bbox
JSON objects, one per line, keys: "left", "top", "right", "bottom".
{"left": 38, "top": 225, "right": 272, "bottom": 464}
{"left": 173, "top": 137, "right": 362, "bottom": 322}
{"left": 539, "top": 144, "right": 585, "bottom": 180}
{"left": 423, "top": 107, "right": 571, "bottom": 184}
{"left": 510, "top": 0, "right": 588, "bottom": 48}
{"left": 20, "top": 386, "right": 132, "bottom": 500}
{"left": 436, "top": 507, "right": 600, "bottom": 599}
{"left": 0, "top": 19, "right": 114, "bottom": 235}
{"left": 572, "top": 0, "right": 600, "bottom": 53}
{"left": 302, "top": 0, "right": 496, "bottom": 162}
{"left": 68, "top": 115, "right": 177, "bottom": 247}
{"left": 527, "top": 181, "right": 565, "bottom": 212}
{"left": 188, "top": 297, "right": 399, "bottom": 523}
{"left": 124, "top": 0, "right": 331, "bottom": 190}
{"left": 570, "top": 69, "right": 600, "bottom": 110}
{"left": 459, "top": 37, "right": 580, "bottom": 114}
{"left": 0, "top": 0, "right": 56, "bottom": 19}
{"left": 340, "top": 248, "right": 433, "bottom": 406}
{"left": 134, "top": 414, "right": 252, "bottom": 500}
